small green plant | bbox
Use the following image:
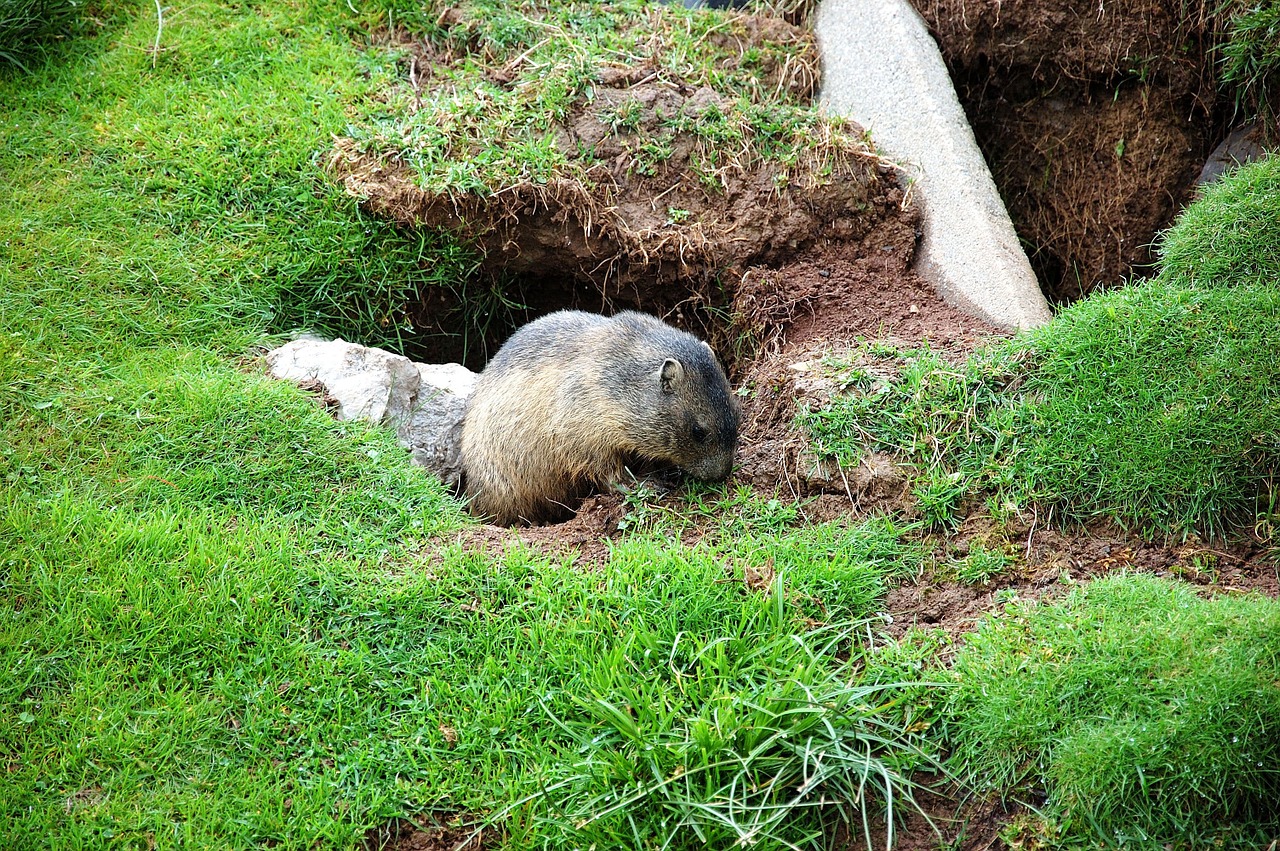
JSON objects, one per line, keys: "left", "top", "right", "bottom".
{"left": 913, "top": 469, "right": 968, "bottom": 530}
{"left": 601, "top": 97, "right": 645, "bottom": 132}
{"left": 634, "top": 135, "right": 675, "bottom": 176}
{"left": 665, "top": 206, "right": 692, "bottom": 225}
{"left": 614, "top": 478, "right": 667, "bottom": 532}
{"left": 949, "top": 542, "right": 1014, "bottom": 585}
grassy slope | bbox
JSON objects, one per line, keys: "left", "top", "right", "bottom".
{"left": 807, "top": 158, "right": 1280, "bottom": 537}
{"left": 949, "top": 575, "right": 1280, "bottom": 845}
{"left": 0, "top": 2, "right": 931, "bottom": 848}
{"left": 345, "top": 0, "right": 844, "bottom": 194}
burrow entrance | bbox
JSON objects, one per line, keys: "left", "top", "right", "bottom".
{"left": 316, "top": 1, "right": 1262, "bottom": 515}
{"left": 327, "top": 27, "right": 912, "bottom": 374}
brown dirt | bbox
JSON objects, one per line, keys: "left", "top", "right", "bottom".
{"left": 885, "top": 516, "right": 1277, "bottom": 647}
{"left": 332, "top": 12, "right": 906, "bottom": 366}
{"left": 729, "top": 221, "right": 1002, "bottom": 502}
{"left": 442, "top": 493, "right": 629, "bottom": 567}
{"left": 363, "top": 815, "right": 491, "bottom": 851}
{"left": 908, "top": 0, "right": 1229, "bottom": 302}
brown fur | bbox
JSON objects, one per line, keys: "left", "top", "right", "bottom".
{"left": 461, "top": 310, "right": 739, "bottom": 525}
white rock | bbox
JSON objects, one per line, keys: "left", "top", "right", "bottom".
{"left": 265, "top": 338, "right": 477, "bottom": 489}
{"left": 265, "top": 337, "right": 421, "bottom": 424}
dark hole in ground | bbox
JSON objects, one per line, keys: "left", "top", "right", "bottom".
{"left": 396, "top": 265, "right": 733, "bottom": 374}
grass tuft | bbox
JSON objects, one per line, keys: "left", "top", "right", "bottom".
{"left": 1155, "top": 152, "right": 1280, "bottom": 289}
{"left": 946, "top": 574, "right": 1280, "bottom": 845}
{"left": 541, "top": 613, "right": 941, "bottom": 851}
{"left": 0, "top": 0, "right": 79, "bottom": 71}
{"left": 1216, "top": 1, "right": 1280, "bottom": 129}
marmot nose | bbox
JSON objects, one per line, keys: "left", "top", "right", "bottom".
{"left": 685, "top": 451, "right": 734, "bottom": 482}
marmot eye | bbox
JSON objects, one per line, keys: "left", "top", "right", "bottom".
{"left": 692, "top": 425, "right": 709, "bottom": 443}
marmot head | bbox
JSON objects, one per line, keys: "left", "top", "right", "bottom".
{"left": 645, "top": 343, "right": 740, "bottom": 482}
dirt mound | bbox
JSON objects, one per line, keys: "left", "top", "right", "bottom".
{"left": 331, "top": 100, "right": 894, "bottom": 303}
{"left": 908, "top": 0, "right": 1225, "bottom": 301}
{"left": 731, "top": 235, "right": 1002, "bottom": 500}
{"left": 332, "top": 8, "right": 909, "bottom": 367}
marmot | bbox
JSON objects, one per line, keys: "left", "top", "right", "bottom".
{"left": 460, "top": 310, "right": 740, "bottom": 525}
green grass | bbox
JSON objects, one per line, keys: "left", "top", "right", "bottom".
{"left": 0, "top": 5, "right": 932, "bottom": 846}
{"left": 543, "top": 620, "right": 938, "bottom": 851}
{"left": 344, "top": 0, "right": 860, "bottom": 197}
{"left": 946, "top": 542, "right": 1015, "bottom": 585}
{"left": 4, "top": 488, "right": 933, "bottom": 847}
{"left": 1155, "top": 152, "right": 1280, "bottom": 290}
{"left": 0, "top": 0, "right": 481, "bottom": 363}
{"left": 0, "top": 0, "right": 80, "bottom": 70}
{"left": 1002, "top": 281, "right": 1279, "bottom": 535}
{"left": 801, "top": 345, "right": 1023, "bottom": 530}
{"left": 946, "top": 574, "right": 1280, "bottom": 846}
{"left": 1216, "top": 0, "right": 1280, "bottom": 128}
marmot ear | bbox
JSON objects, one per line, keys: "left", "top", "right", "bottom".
{"left": 658, "top": 358, "right": 684, "bottom": 392}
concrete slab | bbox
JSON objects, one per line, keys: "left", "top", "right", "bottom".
{"left": 815, "top": 0, "right": 1052, "bottom": 331}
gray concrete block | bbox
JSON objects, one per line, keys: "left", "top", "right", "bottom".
{"left": 815, "top": 0, "right": 1052, "bottom": 331}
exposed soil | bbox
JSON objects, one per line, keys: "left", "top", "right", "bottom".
{"left": 868, "top": 789, "right": 1034, "bottom": 851}
{"left": 887, "top": 516, "right": 1277, "bottom": 647}
{"left": 363, "top": 814, "right": 490, "bottom": 851}
{"left": 907, "top": 0, "right": 1230, "bottom": 302}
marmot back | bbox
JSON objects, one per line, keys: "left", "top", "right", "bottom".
{"left": 460, "top": 310, "right": 739, "bottom": 525}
